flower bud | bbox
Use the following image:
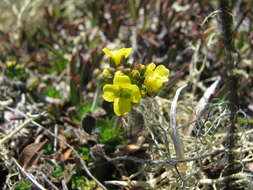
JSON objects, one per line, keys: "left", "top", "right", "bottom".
{"left": 6, "top": 61, "right": 15, "bottom": 68}
{"left": 130, "top": 70, "right": 140, "bottom": 80}
{"left": 102, "top": 69, "right": 111, "bottom": 77}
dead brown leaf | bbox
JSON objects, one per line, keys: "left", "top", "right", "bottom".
{"left": 18, "top": 139, "right": 48, "bottom": 169}
{"left": 61, "top": 148, "right": 73, "bottom": 161}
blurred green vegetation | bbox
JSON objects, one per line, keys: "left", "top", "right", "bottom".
{"left": 15, "top": 181, "right": 32, "bottom": 190}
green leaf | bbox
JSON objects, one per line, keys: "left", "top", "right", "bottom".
{"left": 70, "top": 175, "right": 96, "bottom": 189}
{"left": 43, "top": 86, "right": 62, "bottom": 98}
{"left": 52, "top": 166, "right": 64, "bottom": 178}
{"left": 79, "top": 103, "right": 93, "bottom": 115}
{"left": 43, "top": 143, "right": 54, "bottom": 155}
{"left": 53, "top": 57, "right": 68, "bottom": 73}
{"left": 128, "top": 0, "right": 137, "bottom": 23}
{"left": 6, "top": 65, "right": 28, "bottom": 80}
{"left": 237, "top": 117, "right": 253, "bottom": 124}
{"left": 78, "top": 146, "right": 92, "bottom": 162}
{"left": 96, "top": 118, "right": 124, "bottom": 144}
{"left": 15, "top": 181, "right": 32, "bottom": 190}
{"left": 75, "top": 103, "right": 99, "bottom": 121}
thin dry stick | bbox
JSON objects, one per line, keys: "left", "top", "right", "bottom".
{"left": 0, "top": 116, "right": 39, "bottom": 145}
{"left": 233, "top": 8, "right": 250, "bottom": 33}
{"left": 108, "top": 148, "right": 225, "bottom": 165}
{"left": 105, "top": 180, "right": 151, "bottom": 189}
{"left": 40, "top": 171, "right": 60, "bottom": 190}
{"left": 53, "top": 124, "right": 58, "bottom": 152}
{"left": 12, "top": 158, "right": 47, "bottom": 190}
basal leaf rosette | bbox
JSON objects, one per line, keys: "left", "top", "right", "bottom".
{"left": 103, "top": 71, "right": 141, "bottom": 116}
{"left": 144, "top": 63, "right": 170, "bottom": 95}
{"left": 102, "top": 48, "right": 132, "bottom": 67}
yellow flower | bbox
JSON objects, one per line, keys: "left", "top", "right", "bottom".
{"left": 144, "top": 63, "right": 170, "bottom": 95}
{"left": 103, "top": 71, "right": 141, "bottom": 116}
{"left": 102, "top": 48, "right": 132, "bottom": 66}
{"left": 6, "top": 61, "right": 15, "bottom": 68}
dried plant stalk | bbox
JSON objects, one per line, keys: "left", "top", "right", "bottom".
{"left": 218, "top": 0, "right": 241, "bottom": 189}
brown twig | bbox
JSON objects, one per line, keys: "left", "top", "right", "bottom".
{"left": 218, "top": 0, "right": 240, "bottom": 189}
{"left": 107, "top": 148, "right": 225, "bottom": 165}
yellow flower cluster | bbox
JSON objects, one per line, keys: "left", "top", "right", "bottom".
{"left": 102, "top": 48, "right": 170, "bottom": 116}
{"left": 144, "top": 63, "right": 170, "bottom": 95}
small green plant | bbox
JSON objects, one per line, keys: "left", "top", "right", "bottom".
{"left": 96, "top": 118, "right": 124, "bottom": 144}
{"left": 5, "top": 61, "right": 28, "bottom": 80}
{"left": 78, "top": 103, "right": 97, "bottom": 116}
{"left": 43, "top": 143, "right": 54, "bottom": 155}
{"left": 52, "top": 166, "right": 64, "bottom": 178}
{"left": 74, "top": 102, "right": 99, "bottom": 121}
{"left": 53, "top": 55, "right": 68, "bottom": 74}
{"left": 15, "top": 181, "right": 32, "bottom": 190}
{"left": 70, "top": 175, "right": 96, "bottom": 190}
{"left": 43, "top": 86, "right": 62, "bottom": 98}
{"left": 78, "top": 146, "right": 92, "bottom": 162}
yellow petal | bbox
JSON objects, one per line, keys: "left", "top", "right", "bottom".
{"left": 102, "top": 48, "right": 132, "bottom": 66}
{"left": 113, "top": 71, "right": 131, "bottom": 87}
{"left": 113, "top": 98, "right": 131, "bottom": 116}
{"left": 102, "top": 48, "right": 114, "bottom": 57}
{"left": 118, "top": 48, "right": 132, "bottom": 59}
{"left": 102, "top": 48, "right": 122, "bottom": 66}
{"left": 103, "top": 84, "right": 120, "bottom": 102}
{"left": 144, "top": 63, "right": 156, "bottom": 76}
{"left": 144, "top": 76, "right": 165, "bottom": 94}
{"left": 112, "top": 53, "right": 123, "bottom": 66}
{"left": 130, "top": 85, "right": 141, "bottom": 103}
{"left": 144, "top": 77, "right": 158, "bottom": 93}
{"left": 154, "top": 65, "right": 170, "bottom": 77}
{"left": 155, "top": 78, "right": 166, "bottom": 90}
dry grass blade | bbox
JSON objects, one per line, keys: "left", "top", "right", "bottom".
{"left": 169, "top": 84, "right": 187, "bottom": 160}
{"left": 195, "top": 76, "right": 221, "bottom": 117}
{"left": 104, "top": 180, "right": 151, "bottom": 189}
{"left": 184, "top": 77, "right": 221, "bottom": 136}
